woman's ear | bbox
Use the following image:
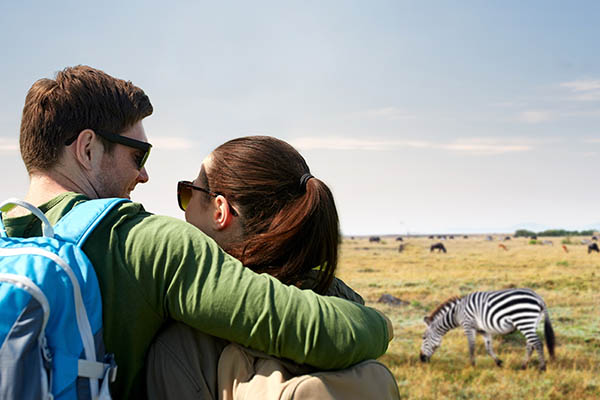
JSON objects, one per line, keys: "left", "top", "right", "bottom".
{"left": 212, "top": 195, "right": 234, "bottom": 230}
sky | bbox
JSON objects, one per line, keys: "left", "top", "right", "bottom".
{"left": 1, "top": 1, "right": 599, "bottom": 235}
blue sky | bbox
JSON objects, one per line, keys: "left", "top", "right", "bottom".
{"left": 1, "top": 1, "right": 599, "bottom": 234}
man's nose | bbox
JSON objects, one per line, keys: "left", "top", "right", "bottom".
{"left": 138, "top": 166, "right": 149, "bottom": 183}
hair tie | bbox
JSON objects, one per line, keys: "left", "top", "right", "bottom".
{"left": 300, "top": 173, "right": 314, "bottom": 190}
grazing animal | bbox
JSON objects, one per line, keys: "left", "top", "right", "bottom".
{"left": 396, "top": 237, "right": 403, "bottom": 241}
{"left": 504, "top": 236, "right": 511, "bottom": 241}
{"left": 498, "top": 244, "right": 508, "bottom": 251}
{"left": 562, "top": 245, "right": 568, "bottom": 253}
{"left": 420, "top": 288, "right": 555, "bottom": 371}
{"left": 398, "top": 244, "right": 405, "bottom": 253}
{"left": 369, "top": 236, "right": 380, "bottom": 243}
{"left": 592, "top": 236, "right": 598, "bottom": 241}
{"left": 541, "top": 240, "right": 553, "bottom": 246}
{"left": 589, "top": 243, "right": 599, "bottom": 254}
{"left": 530, "top": 235, "right": 537, "bottom": 240}
{"left": 430, "top": 243, "right": 447, "bottom": 253}
{"left": 428, "top": 235, "right": 434, "bottom": 239}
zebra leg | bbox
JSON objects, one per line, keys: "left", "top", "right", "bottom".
{"left": 518, "top": 325, "right": 546, "bottom": 371}
{"left": 482, "top": 333, "right": 502, "bottom": 367}
{"left": 464, "top": 328, "right": 477, "bottom": 366}
{"left": 522, "top": 343, "right": 534, "bottom": 370}
{"left": 533, "top": 339, "right": 547, "bottom": 371}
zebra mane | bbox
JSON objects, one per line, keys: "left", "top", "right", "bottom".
{"left": 428, "top": 296, "right": 461, "bottom": 320}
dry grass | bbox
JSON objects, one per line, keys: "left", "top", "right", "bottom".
{"left": 337, "top": 236, "right": 599, "bottom": 399}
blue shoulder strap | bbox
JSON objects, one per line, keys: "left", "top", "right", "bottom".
{"left": 53, "top": 198, "right": 130, "bottom": 247}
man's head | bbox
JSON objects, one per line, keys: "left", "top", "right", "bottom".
{"left": 20, "top": 65, "right": 153, "bottom": 173}
{"left": 19, "top": 65, "right": 154, "bottom": 199}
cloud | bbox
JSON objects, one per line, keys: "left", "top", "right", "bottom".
{"left": 504, "top": 79, "right": 600, "bottom": 123}
{"left": 560, "top": 79, "right": 600, "bottom": 92}
{"left": 560, "top": 79, "right": 600, "bottom": 101}
{"left": 362, "top": 107, "right": 416, "bottom": 120}
{"left": 441, "top": 139, "right": 531, "bottom": 155}
{"left": 290, "top": 136, "right": 532, "bottom": 155}
{"left": 290, "top": 136, "right": 427, "bottom": 151}
{"left": 518, "top": 110, "right": 552, "bottom": 124}
{"left": 150, "top": 136, "right": 196, "bottom": 150}
{"left": 584, "top": 138, "right": 600, "bottom": 143}
{"left": 0, "top": 138, "right": 18, "bottom": 152}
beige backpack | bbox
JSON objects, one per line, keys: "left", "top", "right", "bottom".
{"left": 218, "top": 343, "right": 400, "bottom": 400}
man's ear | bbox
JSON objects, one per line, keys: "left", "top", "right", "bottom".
{"left": 72, "top": 129, "right": 102, "bottom": 170}
{"left": 212, "top": 195, "right": 234, "bottom": 230}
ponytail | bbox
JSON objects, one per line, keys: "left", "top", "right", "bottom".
{"left": 207, "top": 136, "right": 340, "bottom": 294}
{"left": 233, "top": 177, "right": 339, "bottom": 294}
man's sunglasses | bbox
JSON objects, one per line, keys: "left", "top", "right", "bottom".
{"left": 65, "top": 130, "right": 152, "bottom": 170}
{"left": 177, "top": 180, "right": 238, "bottom": 216}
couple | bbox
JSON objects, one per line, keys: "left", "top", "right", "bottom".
{"left": 2, "top": 65, "right": 397, "bottom": 399}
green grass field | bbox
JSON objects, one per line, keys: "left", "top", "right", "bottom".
{"left": 337, "top": 236, "right": 599, "bottom": 399}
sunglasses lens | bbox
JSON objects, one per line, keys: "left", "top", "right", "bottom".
{"left": 138, "top": 148, "right": 151, "bottom": 169}
{"left": 178, "top": 182, "right": 191, "bottom": 211}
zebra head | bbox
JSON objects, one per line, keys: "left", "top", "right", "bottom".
{"left": 420, "top": 316, "right": 442, "bottom": 362}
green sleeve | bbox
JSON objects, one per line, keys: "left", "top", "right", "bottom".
{"left": 127, "top": 214, "right": 389, "bottom": 369}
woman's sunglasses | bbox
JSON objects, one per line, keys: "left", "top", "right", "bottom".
{"left": 177, "top": 180, "right": 238, "bottom": 216}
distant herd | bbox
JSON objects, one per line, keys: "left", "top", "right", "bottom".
{"left": 363, "top": 235, "right": 599, "bottom": 254}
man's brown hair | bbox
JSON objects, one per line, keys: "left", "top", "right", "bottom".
{"left": 205, "top": 136, "right": 340, "bottom": 294}
{"left": 19, "top": 65, "right": 153, "bottom": 173}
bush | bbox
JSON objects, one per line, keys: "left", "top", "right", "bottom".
{"left": 529, "top": 239, "right": 539, "bottom": 245}
{"left": 515, "top": 229, "right": 536, "bottom": 238}
{"left": 517, "top": 229, "right": 597, "bottom": 237}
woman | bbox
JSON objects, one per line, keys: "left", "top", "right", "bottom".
{"left": 147, "top": 136, "right": 397, "bottom": 400}
{"left": 177, "top": 135, "right": 363, "bottom": 302}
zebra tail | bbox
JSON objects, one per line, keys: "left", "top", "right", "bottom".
{"left": 544, "top": 308, "right": 556, "bottom": 361}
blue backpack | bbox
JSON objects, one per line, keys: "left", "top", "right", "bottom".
{"left": 0, "top": 198, "right": 127, "bottom": 400}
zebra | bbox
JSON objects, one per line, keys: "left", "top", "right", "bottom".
{"left": 419, "top": 288, "right": 555, "bottom": 370}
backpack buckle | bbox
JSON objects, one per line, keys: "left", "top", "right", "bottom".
{"left": 104, "top": 353, "right": 118, "bottom": 383}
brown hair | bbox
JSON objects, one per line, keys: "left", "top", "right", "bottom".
{"left": 205, "top": 136, "right": 339, "bottom": 294}
{"left": 19, "top": 65, "right": 153, "bottom": 173}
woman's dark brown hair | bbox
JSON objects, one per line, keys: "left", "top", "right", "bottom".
{"left": 205, "top": 136, "right": 339, "bottom": 294}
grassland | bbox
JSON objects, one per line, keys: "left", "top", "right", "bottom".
{"left": 337, "top": 235, "right": 599, "bottom": 399}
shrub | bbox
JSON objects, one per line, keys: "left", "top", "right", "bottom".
{"left": 515, "top": 229, "right": 536, "bottom": 238}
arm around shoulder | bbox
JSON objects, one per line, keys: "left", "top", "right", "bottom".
{"left": 128, "top": 216, "right": 391, "bottom": 369}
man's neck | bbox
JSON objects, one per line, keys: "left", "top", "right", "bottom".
{"left": 6, "top": 173, "right": 79, "bottom": 217}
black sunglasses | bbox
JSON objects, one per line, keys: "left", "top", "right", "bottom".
{"left": 65, "top": 130, "right": 152, "bottom": 170}
{"left": 177, "top": 180, "right": 238, "bottom": 216}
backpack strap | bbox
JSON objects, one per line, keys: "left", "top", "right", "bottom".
{"left": 53, "top": 198, "right": 129, "bottom": 247}
{"left": 0, "top": 198, "right": 55, "bottom": 238}
{"left": 52, "top": 197, "right": 128, "bottom": 397}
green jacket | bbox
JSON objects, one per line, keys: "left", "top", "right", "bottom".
{"left": 2, "top": 193, "right": 388, "bottom": 399}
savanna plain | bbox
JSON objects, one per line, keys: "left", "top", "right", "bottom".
{"left": 337, "top": 236, "right": 599, "bottom": 399}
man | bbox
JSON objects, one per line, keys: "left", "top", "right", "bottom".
{"left": 2, "top": 65, "right": 392, "bottom": 399}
